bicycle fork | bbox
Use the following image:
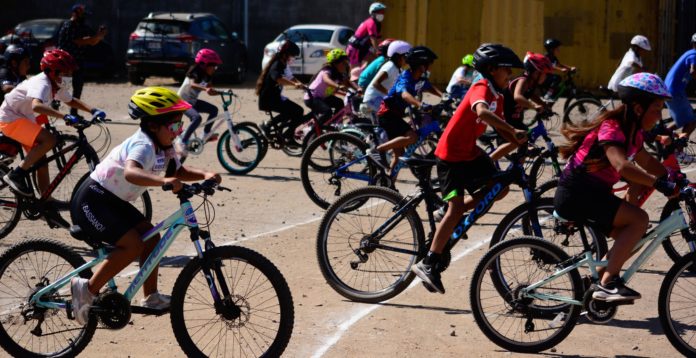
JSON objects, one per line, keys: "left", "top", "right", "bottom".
{"left": 223, "top": 111, "right": 243, "bottom": 153}
{"left": 192, "top": 229, "right": 237, "bottom": 317}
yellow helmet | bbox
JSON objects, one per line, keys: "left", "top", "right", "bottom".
{"left": 326, "top": 48, "right": 348, "bottom": 64}
{"left": 128, "top": 86, "right": 191, "bottom": 120}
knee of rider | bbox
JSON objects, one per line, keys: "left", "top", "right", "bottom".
{"left": 406, "top": 132, "right": 418, "bottom": 143}
{"left": 635, "top": 209, "right": 649, "bottom": 230}
{"left": 37, "top": 131, "right": 56, "bottom": 147}
{"left": 210, "top": 107, "right": 219, "bottom": 117}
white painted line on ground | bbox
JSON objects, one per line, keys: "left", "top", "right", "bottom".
{"left": 310, "top": 237, "right": 491, "bottom": 358}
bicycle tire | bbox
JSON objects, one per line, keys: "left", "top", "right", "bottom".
{"left": 0, "top": 165, "right": 21, "bottom": 240}
{"left": 300, "top": 132, "right": 374, "bottom": 210}
{"left": 317, "top": 186, "right": 426, "bottom": 303}
{"left": 71, "top": 172, "right": 153, "bottom": 222}
{"left": 489, "top": 197, "right": 608, "bottom": 260}
{"left": 0, "top": 239, "right": 97, "bottom": 357}
{"left": 658, "top": 253, "right": 696, "bottom": 356}
{"left": 170, "top": 245, "right": 294, "bottom": 358}
{"left": 562, "top": 98, "right": 603, "bottom": 126}
{"left": 660, "top": 199, "right": 696, "bottom": 266}
{"left": 534, "top": 178, "right": 558, "bottom": 200}
{"left": 470, "top": 236, "right": 583, "bottom": 353}
{"left": 216, "top": 124, "right": 264, "bottom": 175}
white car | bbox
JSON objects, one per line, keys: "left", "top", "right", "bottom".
{"left": 261, "top": 24, "right": 354, "bottom": 77}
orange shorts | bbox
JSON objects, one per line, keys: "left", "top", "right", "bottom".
{"left": 0, "top": 118, "right": 43, "bottom": 151}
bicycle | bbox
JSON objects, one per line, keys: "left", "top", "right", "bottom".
{"left": 0, "top": 180, "right": 294, "bottom": 357}
{"left": 300, "top": 102, "right": 445, "bottom": 210}
{"left": 469, "top": 184, "right": 696, "bottom": 355}
{"left": 543, "top": 69, "right": 598, "bottom": 113}
{"left": 315, "top": 146, "right": 607, "bottom": 303}
{"left": 0, "top": 114, "right": 152, "bottom": 239}
{"left": 178, "top": 89, "right": 265, "bottom": 175}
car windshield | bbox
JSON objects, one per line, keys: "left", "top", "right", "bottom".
{"left": 276, "top": 29, "right": 334, "bottom": 43}
{"left": 136, "top": 20, "right": 189, "bottom": 36}
{"left": 15, "top": 21, "right": 60, "bottom": 39}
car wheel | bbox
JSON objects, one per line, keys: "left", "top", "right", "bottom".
{"left": 128, "top": 71, "right": 145, "bottom": 85}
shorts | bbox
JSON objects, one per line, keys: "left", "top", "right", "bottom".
{"left": 347, "top": 44, "right": 366, "bottom": 66}
{"left": 554, "top": 172, "right": 622, "bottom": 235}
{"left": 70, "top": 177, "right": 146, "bottom": 244}
{"left": 0, "top": 118, "right": 42, "bottom": 150}
{"left": 437, "top": 154, "right": 498, "bottom": 201}
{"left": 378, "top": 113, "right": 412, "bottom": 139}
{"left": 667, "top": 95, "right": 695, "bottom": 128}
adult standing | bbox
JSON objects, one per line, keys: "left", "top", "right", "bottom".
{"left": 346, "top": 2, "right": 386, "bottom": 70}
{"left": 57, "top": 3, "right": 107, "bottom": 115}
{"left": 665, "top": 33, "right": 696, "bottom": 136}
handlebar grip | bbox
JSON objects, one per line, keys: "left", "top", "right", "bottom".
{"left": 162, "top": 183, "right": 174, "bottom": 191}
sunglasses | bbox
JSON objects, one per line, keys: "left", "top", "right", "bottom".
{"left": 167, "top": 120, "right": 184, "bottom": 134}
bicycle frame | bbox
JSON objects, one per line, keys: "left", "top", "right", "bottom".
{"left": 29, "top": 198, "right": 217, "bottom": 310}
{"left": 520, "top": 208, "right": 689, "bottom": 306}
{"left": 189, "top": 91, "right": 242, "bottom": 151}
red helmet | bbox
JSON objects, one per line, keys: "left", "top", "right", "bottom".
{"left": 378, "top": 38, "right": 396, "bottom": 56}
{"left": 40, "top": 49, "right": 77, "bottom": 73}
{"left": 523, "top": 52, "right": 553, "bottom": 74}
{"left": 195, "top": 48, "right": 222, "bottom": 65}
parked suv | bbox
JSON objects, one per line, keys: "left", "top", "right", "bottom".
{"left": 126, "top": 12, "right": 248, "bottom": 84}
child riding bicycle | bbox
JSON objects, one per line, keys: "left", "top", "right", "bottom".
{"left": 503, "top": 52, "right": 554, "bottom": 130}
{"left": 412, "top": 43, "right": 528, "bottom": 294}
{"left": 555, "top": 73, "right": 674, "bottom": 302}
{"left": 304, "top": 49, "right": 360, "bottom": 124}
{"left": 445, "top": 54, "right": 477, "bottom": 101}
{"left": 0, "top": 44, "right": 30, "bottom": 102}
{"left": 369, "top": 46, "right": 443, "bottom": 173}
{"left": 176, "top": 48, "right": 223, "bottom": 155}
{"left": 346, "top": 2, "right": 386, "bottom": 70}
{"left": 256, "top": 40, "right": 306, "bottom": 137}
{"left": 70, "top": 87, "right": 221, "bottom": 325}
{"left": 542, "top": 38, "right": 576, "bottom": 100}
{"left": 0, "top": 49, "right": 104, "bottom": 225}
{"left": 360, "top": 40, "right": 411, "bottom": 119}
{"left": 607, "top": 35, "right": 651, "bottom": 93}
{"left": 357, "top": 38, "right": 394, "bottom": 90}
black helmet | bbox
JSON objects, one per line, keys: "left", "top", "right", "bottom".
{"left": 406, "top": 46, "right": 437, "bottom": 68}
{"left": 3, "top": 44, "right": 29, "bottom": 64}
{"left": 544, "top": 38, "right": 561, "bottom": 50}
{"left": 473, "top": 43, "right": 523, "bottom": 74}
{"left": 277, "top": 40, "right": 300, "bottom": 57}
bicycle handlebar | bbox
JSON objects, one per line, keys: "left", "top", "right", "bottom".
{"left": 162, "top": 180, "right": 231, "bottom": 197}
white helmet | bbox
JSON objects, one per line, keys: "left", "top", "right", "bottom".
{"left": 692, "top": 33, "right": 696, "bottom": 43}
{"left": 387, "top": 40, "right": 411, "bottom": 58}
{"left": 369, "top": 2, "right": 386, "bottom": 14}
{"left": 631, "top": 35, "right": 651, "bottom": 51}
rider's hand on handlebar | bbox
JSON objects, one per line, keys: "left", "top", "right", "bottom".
{"left": 204, "top": 172, "right": 222, "bottom": 184}
{"left": 513, "top": 129, "right": 528, "bottom": 145}
{"left": 654, "top": 176, "right": 679, "bottom": 198}
{"left": 163, "top": 177, "right": 184, "bottom": 193}
{"left": 206, "top": 87, "right": 218, "bottom": 96}
{"left": 90, "top": 108, "right": 106, "bottom": 120}
{"left": 63, "top": 114, "right": 79, "bottom": 125}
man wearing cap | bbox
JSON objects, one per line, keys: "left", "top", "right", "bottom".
{"left": 57, "top": 4, "right": 107, "bottom": 115}
{"left": 665, "top": 33, "right": 696, "bottom": 136}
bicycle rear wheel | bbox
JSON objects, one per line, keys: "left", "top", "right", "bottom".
{"left": 317, "top": 186, "right": 426, "bottom": 303}
{"left": 216, "top": 124, "right": 264, "bottom": 175}
{"left": 659, "top": 253, "right": 696, "bottom": 356}
{"left": 36, "top": 135, "right": 99, "bottom": 204}
{"left": 470, "top": 236, "right": 583, "bottom": 353}
{"left": 562, "top": 98, "right": 603, "bottom": 127}
{"left": 170, "top": 245, "right": 293, "bottom": 357}
{"left": 0, "top": 239, "right": 97, "bottom": 357}
{"left": 300, "top": 132, "right": 374, "bottom": 210}
{"left": 0, "top": 165, "right": 21, "bottom": 240}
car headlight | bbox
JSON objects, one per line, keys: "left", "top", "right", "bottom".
{"left": 309, "top": 49, "right": 326, "bottom": 58}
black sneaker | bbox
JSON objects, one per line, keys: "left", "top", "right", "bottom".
{"left": 366, "top": 149, "right": 389, "bottom": 171}
{"left": 3, "top": 170, "right": 32, "bottom": 196}
{"left": 592, "top": 277, "right": 641, "bottom": 302}
{"left": 411, "top": 261, "right": 445, "bottom": 294}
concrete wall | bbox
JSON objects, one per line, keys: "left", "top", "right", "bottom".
{"left": 0, "top": 0, "right": 377, "bottom": 74}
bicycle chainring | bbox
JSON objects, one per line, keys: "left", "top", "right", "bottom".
{"left": 94, "top": 291, "right": 131, "bottom": 330}
{"left": 582, "top": 289, "right": 617, "bottom": 324}
{"left": 187, "top": 138, "right": 205, "bottom": 155}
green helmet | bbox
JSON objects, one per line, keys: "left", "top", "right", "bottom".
{"left": 326, "top": 48, "right": 348, "bottom": 64}
{"left": 462, "top": 54, "right": 474, "bottom": 67}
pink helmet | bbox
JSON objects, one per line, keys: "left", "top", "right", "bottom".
{"left": 195, "top": 48, "right": 222, "bottom": 65}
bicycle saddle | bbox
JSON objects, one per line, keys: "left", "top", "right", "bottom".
{"left": 0, "top": 133, "right": 20, "bottom": 158}
{"left": 69, "top": 225, "right": 105, "bottom": 249}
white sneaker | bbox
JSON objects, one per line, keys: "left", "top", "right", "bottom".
{"left": 70, "top": 277, "right": 94, "bottom": 325}
{"left": 141, "top": 292, "right": 171, "bottom": 310}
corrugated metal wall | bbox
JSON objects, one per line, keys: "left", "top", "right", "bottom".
{"left": 381, "top": 0, "right": 662, "bottom": 89}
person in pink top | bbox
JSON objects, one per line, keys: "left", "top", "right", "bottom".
{"left": 555, "top": 73, "right": 674, "bottom": 302}
{"left": 346, "top": 2, "right": 386, "bottom": 69}
{"left": 303, "top": 49, "right": 359, "bottom": 124}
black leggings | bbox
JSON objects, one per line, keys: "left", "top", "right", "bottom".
{"left": 182, "top": 99, "right": 218, "bottom": 143}
{"left": 261, "top": 98, "right": 305, "bottom": 128}
{"left": 304, "top": 96, "right": 344, "bottom": 124}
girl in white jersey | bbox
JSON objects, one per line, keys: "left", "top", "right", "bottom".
{"left": 69, "top": 87, "right": 220, "bottom": 325}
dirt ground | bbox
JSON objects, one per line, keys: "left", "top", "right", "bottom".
{"left": 0, "top": 77, "right": 689, "bottom": 358}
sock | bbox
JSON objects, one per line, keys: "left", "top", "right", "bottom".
{"left": 423, "top": 251, "right": 441, "bottom": 266}
{"left": 11, "top": 167, "right": 27, "bottom": 177}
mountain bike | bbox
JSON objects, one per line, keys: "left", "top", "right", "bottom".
{"left": 0, "top": 115, "right": 152, "bottom": 239}
{"left": 469, "top": 185, "right": 696, "bottom": 355}
{"left": 300, "top": 103, "right": 445, "bottom": 210}
{"left": 0, "top": 180, "right": 294, "bottom": 357}
{"left": 315, "top": 147, "right": 606, "bottom": 303}
{"left": 543, "top": 69, "right": 598, "bottom": 113}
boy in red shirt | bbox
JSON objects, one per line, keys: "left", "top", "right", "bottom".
{"left": 412, "top": 44, "right": 527, "bottom": 293}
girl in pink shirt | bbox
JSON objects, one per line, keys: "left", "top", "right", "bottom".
{"left": 346, "top": 2, "right": 386, "bottom": 68}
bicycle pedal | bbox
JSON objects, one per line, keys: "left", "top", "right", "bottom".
{"left": 614, "top": 300, "right": 635, "bottom": 306}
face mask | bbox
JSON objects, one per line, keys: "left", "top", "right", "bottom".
{"left": 60, "top": 76, "right": 72, "bottom": 88}
{"left": 375, "top": 14, "right": 385, "bottom": 22}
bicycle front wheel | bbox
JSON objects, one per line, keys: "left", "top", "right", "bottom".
{"left": 170, "top": 245, "right": 294, "bottom": 358}
{"left": 300, "top": 132, "right": 374, "bottom": 210}
{"left": 659, "top": 253, "right": 696, "bottom": 356}
{"left": 660, "top": 198, "right": 696, "bottom": 265}
{"left": 217, "top": 124, "right": 264, "bottom": 175}
{"left": 0, "top": 239, "right": 97, "bottom": 357}
{"left": 562, "top": 98, "right": 603, "bottom": 127}
{"left": 470, "top": 236, "right": 583, "bottom": 353}
{"left": 317, "top": 186, "right": 425, "bottom": 303}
